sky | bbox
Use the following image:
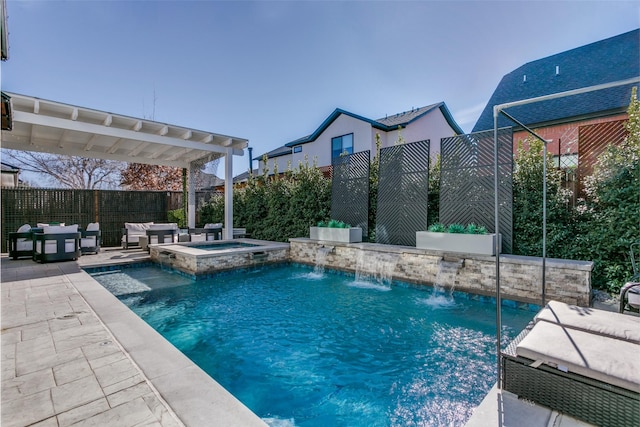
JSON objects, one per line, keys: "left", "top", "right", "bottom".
{"left": 2, "top": 0, "right": 639, "bottom": 181}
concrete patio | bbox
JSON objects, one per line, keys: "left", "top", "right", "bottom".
{"left": 1, "top": 249, "right": 266, "bottom": 427}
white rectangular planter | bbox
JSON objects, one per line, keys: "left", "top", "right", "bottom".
{"left": 310, "top": 227, "right": 362, "bottom": 243}
{"left": 416, "top": 231, "right": 500, "bottom": 256}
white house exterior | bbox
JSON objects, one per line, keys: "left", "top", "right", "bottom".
{"left": 255, "top": 102, "right": 462, "bottom": 176}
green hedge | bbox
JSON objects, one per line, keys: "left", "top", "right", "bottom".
{"left": 199, "top": 158, "right": 331, "bottom": 242}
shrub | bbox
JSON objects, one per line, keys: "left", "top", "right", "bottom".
{"left": 198, "top": 157, "right": 330, "bottom": 242}
{"left": 466, "top": 223, "right": 487, "bottom": 235}
{"left": 447, "top": 223, "right": 466, "bottom": 234}
{"left": 427, "top": 223, "right": 487, "bottom": 234}
{"left": 167, "top": 208, "right": 186, "bottom": 228}
{"left": 428, "top": 223, "right": 446, "bottom": 232}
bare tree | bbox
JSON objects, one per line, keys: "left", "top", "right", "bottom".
{"left": 1, "top": 149, "right": 124, "bottom": 189}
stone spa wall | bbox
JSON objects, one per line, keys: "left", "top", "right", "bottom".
{"left": 289, "top": 238, "right": 593, "bottom": 307}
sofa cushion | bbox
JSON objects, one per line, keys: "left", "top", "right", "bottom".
{"left": 148, "top": 223, "right": 178, "bottom": 231}
{"left": 37, "top": 223, "right": 65, "bottom": 228}
{"left": 81, "top": 236, "right": 97, "bottom": 247}
{"left": 86, "top": 222, "right": 100, "bottom": 231}
{"left": 125, "top": 222, "right": 153, "bottom": 233}
{"left": 43, "top": 225, "right": 78, "bottom": 234}
{"left": 16, "top": 240, "right": 32, "bottom": 251}
{"left": 535, "top": 300, "right": 640, "bottom": 343}
{"left": 17, "top": 224, "right": 31, "bottom": 233}
{"left": 516, "top": 320, "right": 640, "bottom": 392}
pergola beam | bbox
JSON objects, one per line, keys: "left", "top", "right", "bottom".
{"left": 12, "top": 110, "right": 234, "bottom": 155}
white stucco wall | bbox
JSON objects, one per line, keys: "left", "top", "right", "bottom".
{"left": 290, "top": 114, "right": 374, "bottom": 168}
{"left": 271, "top": 106, "right": 460, "bottom": 170}
{"left": 383, "top": 110, "right": 458, "bottom": 158}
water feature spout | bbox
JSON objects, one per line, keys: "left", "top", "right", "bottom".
{"left": 355, "top": 251, "right": 399, "bottom": 287}
{"left": 314, "top": 245, "right": 334, "bottom": 275}
{"left": 321, "top": 245, "right": 335, "bottom": 254}
{"left": 434, "top": 257, "right": 464, "bottom": 293}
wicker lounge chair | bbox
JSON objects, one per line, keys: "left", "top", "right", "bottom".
{"left": 501, "top": 300, "right": 640, "bottom": 427}
{"left": 620, "top": 282, "right": 640, "bottom": 314}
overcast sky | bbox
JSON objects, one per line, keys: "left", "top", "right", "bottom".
{"left": 2, "top": 0, "right": 639, "bottom": 178}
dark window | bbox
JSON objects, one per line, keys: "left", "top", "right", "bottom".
{"left": 293, "top": 146, "right": 302, "bottom": 153}
{"left": 331, "top": 133, "right": 354, "bottom": 159}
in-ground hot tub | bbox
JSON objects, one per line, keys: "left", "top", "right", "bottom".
{"left": 149, "top": 238, "right": 290, "bottom": 275}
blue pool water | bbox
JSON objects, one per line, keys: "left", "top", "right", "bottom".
{"left": 89, "top": 263, "right": 534, "bottom": 427}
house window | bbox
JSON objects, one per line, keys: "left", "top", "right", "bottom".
{"left": 293, "top": 146, "right": 302, "bottom": 153}
{"left": 331, "top": 133, "right": 353, "bottom": 159}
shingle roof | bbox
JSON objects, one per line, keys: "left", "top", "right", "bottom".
{"left": 472, "top": 29, "right": 640, "bottom": 132}
{"left": 375, "top": 103, "right": 440, "bottom": 127}
{"left": 253, "top": 144, "right": 292, "bottom": 161}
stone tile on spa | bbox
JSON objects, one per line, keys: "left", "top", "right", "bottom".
{"left": 51, "top": 375, "right": 105, "bottom": 414}
{"left": 56, "top": 397, "right": 110, "bottom": 427}
{"left": 0, "top": 389, "right": 55, "bottom": 427}
{"left": 53, "top": 357, "right": 93, "bottom": 385}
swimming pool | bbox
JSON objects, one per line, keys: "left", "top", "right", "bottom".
{"left": 89, "top": 263, "right": 534, "bottom": 426}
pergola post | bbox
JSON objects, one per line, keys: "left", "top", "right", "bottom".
{"left": 224, "top": 148, "right": 234, "bottom": 240}
{"left": 188, "top": 163, "right": 196, "bottom": 228}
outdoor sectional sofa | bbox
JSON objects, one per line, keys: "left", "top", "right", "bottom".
{"left": 122, "top": 222, "right": 179, "bottom": 249}
{"left": 501, "top": 300, "right": 640, "bottom": 427}
{"left": 32, "top": 224, "right": 81, "bottom": 263}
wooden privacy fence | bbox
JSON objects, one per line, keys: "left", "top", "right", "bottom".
{"left": 1, "top": 188, "right": 221, "bottom": 251}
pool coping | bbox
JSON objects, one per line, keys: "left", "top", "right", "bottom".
{"left": 2, "top": 253, "right": 267, "bottom": 427}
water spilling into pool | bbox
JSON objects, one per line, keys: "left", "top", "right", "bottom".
{"left": 89, "top": 263, "right": 534, "bottom": 427}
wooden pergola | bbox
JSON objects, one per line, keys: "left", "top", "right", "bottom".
{"left": 1, "top": 92, "right": 248, "bottom": 238}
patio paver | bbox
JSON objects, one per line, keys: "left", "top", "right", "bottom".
{"left": 1, "top": 250, "right": 266, "bottom": 427}
{"left": 1, "top": 258, "right": 183, "bottom": 427}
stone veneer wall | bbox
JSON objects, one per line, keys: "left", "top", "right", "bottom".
{"left": 289, "top": 238, "right": 593, "bottom": 306}
{"left": 150, "top": 247, "right": 290, "bottom": 276}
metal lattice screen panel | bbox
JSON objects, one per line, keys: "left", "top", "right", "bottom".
{"left": 577, "top": 119, "right": 628, "bottom": 199}
{"left": 440, "top": 128, "right": 513, "bottom": 253}
{"left": 331, "top": 150, "right": 370, "bottom": 238}
{"left": 376, "top": 140, "right": 430, "bottom": 246}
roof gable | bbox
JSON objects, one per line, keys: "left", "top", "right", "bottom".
{"left": 285, "top": 103, "right": 462, "bottom": 147}
{"left": 473, "top": 29, "right": 640, "bottom": 132}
